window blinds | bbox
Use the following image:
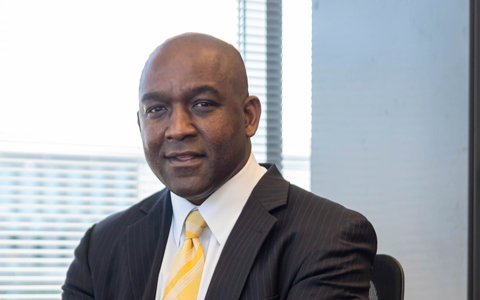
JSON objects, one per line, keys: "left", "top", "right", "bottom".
{"left": 238, "top": 0, "right": 283, "bottom": 169}
{"left": 0, "top": 151, "right": 159, "bottom": 299}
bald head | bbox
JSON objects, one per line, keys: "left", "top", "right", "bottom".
{"left": 136, "top": 33, "right": 262, "bottom": 204}
{"left": 140, "top": 33, "right": 249, "bottom": 100}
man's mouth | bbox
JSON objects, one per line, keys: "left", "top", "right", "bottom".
{"left": 165, "top": 151, "right": 205, "bottom": 165}
{"left": 174, "top": 155, "right": 197, "bottom": 161}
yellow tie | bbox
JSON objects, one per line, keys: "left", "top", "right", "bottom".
{"left": 163, "top": 210, "right": 207, "bottom": 300}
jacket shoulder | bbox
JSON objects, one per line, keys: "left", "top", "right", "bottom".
{"left": 91, "top": 188, "right": 168, "bottom": 240}
{"left": 283, "top": 184, "right": 374, "bottom": 237}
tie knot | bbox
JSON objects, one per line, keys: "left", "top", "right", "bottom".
{"left": 185, "top": 210, "right": 207, "bottom": 239}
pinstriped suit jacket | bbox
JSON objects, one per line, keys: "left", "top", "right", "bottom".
{"left": 62, "top": 164, "right": 377, "bottom": 300}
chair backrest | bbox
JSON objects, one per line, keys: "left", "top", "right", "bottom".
{"left": 369, "top": 254, "right": 405, "bottom": 300}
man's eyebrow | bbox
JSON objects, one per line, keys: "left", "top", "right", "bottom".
{"left": 141, "top": 92, "right": 166, "bottom": 103}
{"left": 140, "top": 85, "right": 219, "bottom": 103}
{"left": 191, "top": 85, "right": 219, "bottom": 95}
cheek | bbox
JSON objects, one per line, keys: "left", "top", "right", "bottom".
{"left": 205, "top": 119, "right": 240, "bottom": 145}
{"left": 219, "top": 110, "right": 245, "bottom": 134}
{"left": 141, "top": 123, "right": 164, "bottom": 149}
{"left": 206, "top": 119, "right": 246, "bottom": 157}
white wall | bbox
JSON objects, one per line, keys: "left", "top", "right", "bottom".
{"left": 311, "top": 0, "right": 469, "bottom": 299}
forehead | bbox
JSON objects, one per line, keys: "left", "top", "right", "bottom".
{"left": 140, "top": 45, "right": 230, "bottom": 92}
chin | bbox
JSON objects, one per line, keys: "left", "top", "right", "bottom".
{"left": 168, "top": 181, "right": 211, "bottom": 201}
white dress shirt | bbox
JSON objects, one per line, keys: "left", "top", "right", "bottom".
{"left": 155, "top": 153, "right": 267, "bottom": 300}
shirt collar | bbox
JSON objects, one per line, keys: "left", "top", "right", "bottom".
{"left": 170, "top": 152, "right": 267, "bottom": 247}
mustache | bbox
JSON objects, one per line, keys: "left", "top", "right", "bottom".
{"left": 164, "top": 151, "right": 205, "bottom": 158}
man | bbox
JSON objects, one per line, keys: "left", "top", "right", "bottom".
{"left": 62, "top": 33, "right": 377, "bottom": 300}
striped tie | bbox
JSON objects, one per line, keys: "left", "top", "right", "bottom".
{"left": 163, "top": 210, "right": 207, "bottom": 300}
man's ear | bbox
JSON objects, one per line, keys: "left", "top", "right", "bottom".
{"left": 243, "top": 95, "right": 261, "bottom": 138}
{"left": 137, "top": 111, "right": 141, "bottom": 132}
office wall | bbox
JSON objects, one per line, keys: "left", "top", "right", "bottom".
{"left": 311, "top": 1, "right": 469, "bottom": 299}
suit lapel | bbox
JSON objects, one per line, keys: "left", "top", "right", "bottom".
{"left": 126, "top": 189, "right": 173, "bottom": 300}
{"left": 205, "top": 164, "right": 289, "bottom": 300}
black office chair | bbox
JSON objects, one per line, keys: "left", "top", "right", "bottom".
{"left": 369, "top": 254, "right": 405, "bottom": 300}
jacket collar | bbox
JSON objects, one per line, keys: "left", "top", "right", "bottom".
{"left": 255, "top": 163, "right": 289, "bottom": 211}
{"left": 126, "top": 189, "right": 173, "bottom": 300}
{"left": 205, "top": 163, "right": 290, "bottom": 300}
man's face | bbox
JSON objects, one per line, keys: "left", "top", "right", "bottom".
{"left": 138, "top": 43, "right": 251, "bottom": 203}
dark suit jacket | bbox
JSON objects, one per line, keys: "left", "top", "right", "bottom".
{"left": 62, "top": 164, "right": 377, "bottom": 300}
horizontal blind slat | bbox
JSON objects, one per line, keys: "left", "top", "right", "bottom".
{"left": 0, "top": 249, "right": 73, "bottom": 255}
{"left": 0, "top": 285, "right": 61, "bottom": 291}
{"left": 0, "top": 258, "right": 72, "bottom": 263}
{"left": 0, "top": 166, "right": 137, "bottom": 176}
{"left": 1, "top": 185, "right": 137, "bottom": 193}
{"left": 0, "top": 212, "right": 108, "bottom": 219}
{"left": 0, "top": 295, "right": 60, "bottom": 300}
{"left": 0, "top": 194, "right": 138, "bottom": 202}
{"left": 0, "top": 157, "right": 138, "bottom": 168}
{"left": 1, "top": 204, "right": 131, "bottom": 211}
{"left": 0, "top": 176, "right": 137, "bottom": 184}
{"left": 0, "top": 276, "right": 64, "bottom": 281}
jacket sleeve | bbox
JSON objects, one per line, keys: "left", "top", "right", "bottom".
{"left": 62, "top": 225, "right": 96, "bottom": 300}
{"left": 286, "top": 217, "right": 377, "bottom": 300}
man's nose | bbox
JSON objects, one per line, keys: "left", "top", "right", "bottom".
{"left": 165, "top": 107, "right": 197, "bottom": 141}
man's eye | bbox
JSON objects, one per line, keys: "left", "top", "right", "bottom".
{"left": 193, "top": 101, "right": 217, "bottom": 108}
{"left": 147, "top": 106, "right": 165, "bottom": 113}
{"left": 194, "top": 102, "right": 211, "bottom": 107}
